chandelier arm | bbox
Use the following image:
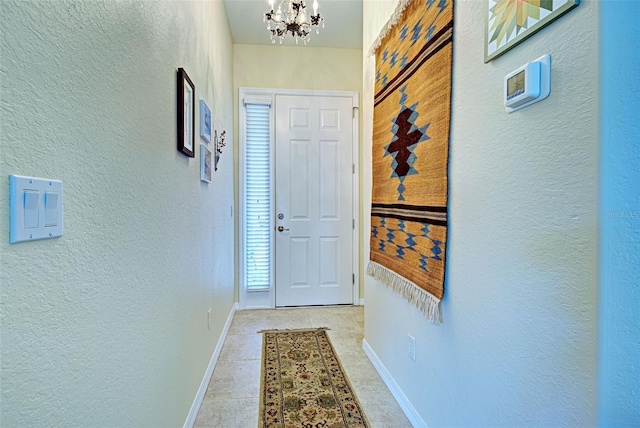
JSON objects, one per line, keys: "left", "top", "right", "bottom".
{"left": 264, "top": 0, "right": 323, "bottom": 43}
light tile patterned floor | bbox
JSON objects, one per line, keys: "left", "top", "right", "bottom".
{"left": 194, "top": 306, "right": 412, "bottom": 428}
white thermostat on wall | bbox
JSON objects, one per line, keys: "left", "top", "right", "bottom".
{"left": 504, "top": 54, "right": 551, "bottom": 113}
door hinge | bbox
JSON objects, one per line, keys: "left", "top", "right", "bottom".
{"left": 352, "top": 219, "right": 355, "bottom": 229}
{"left": 352, "top": 273, "right": 355, "bottom": 284}
{"left": 352, "top": 163, "right": 355, "bottom": 174}
{"left": 352, "top": 106, "right": 359, "bottom": 118}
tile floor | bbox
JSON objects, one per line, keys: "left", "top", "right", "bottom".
{"left": 194, "top": 306, "right": 412, "bottom": 428}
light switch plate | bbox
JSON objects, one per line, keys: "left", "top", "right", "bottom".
{"left": 10, "top": 175, "right": 63, "bottom": 243}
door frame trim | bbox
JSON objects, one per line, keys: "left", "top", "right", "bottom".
{"left": 238, "top": 87, "right": 360, "bottom": 310}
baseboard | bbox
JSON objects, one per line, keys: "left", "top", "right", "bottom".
{"left": 362, "top": 339, "right": 427, "bottom": 428}
{"left": 183, "top": 302, "right": 238, "bottom": 428}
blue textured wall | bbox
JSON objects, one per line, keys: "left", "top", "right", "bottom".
{"left": 598, "top": 1, "right": 640, "bottom": 425}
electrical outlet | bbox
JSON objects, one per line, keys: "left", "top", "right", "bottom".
{"left": 208, "top": 308, "right": 211, "bottom": 330}
{"left": 408, "top": 334, "right": 416, "bottom": 361}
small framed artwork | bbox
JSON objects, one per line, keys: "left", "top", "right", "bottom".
{"left": 485, "top": 0, "right": 579, "bottom": 62}
{"left": 177, "top": 68, "right": 195, "bottom": 157}
{"left": 200, "top": 144, "right": 212, "bottom": 183}
{"left": 200, "top": 100, "right": 212, "bottom": 143}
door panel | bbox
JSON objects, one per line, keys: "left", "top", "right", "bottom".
{"left": 319, "top": 140, "right": 339, "bottom": 218}
{"left": 319, "top": 237, "right": 339, "bottom": 285}
{"left": 290, "top": 140, "right": 310, "bottom": 218}
{"left": 290, "top": 237, "right": 310, "bottom": 286}
{"left": 275, "top": 95, "right": 353, "bottom": 307}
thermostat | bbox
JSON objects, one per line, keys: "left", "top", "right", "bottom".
{"left": 504, "top": 54, "right": 551, "bottom": 113}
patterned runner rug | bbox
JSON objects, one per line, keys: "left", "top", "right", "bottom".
{"left": 367, "top": 0, "right": 454, "bottom": 323}
{"left": 258, "top": 328, "right": 369, "bottom": 427}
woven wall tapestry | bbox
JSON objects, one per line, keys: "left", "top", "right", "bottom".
{"left": 367, "top": 0, "right": 453, "bottom": 323}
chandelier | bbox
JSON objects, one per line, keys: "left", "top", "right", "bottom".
{"left": 264, "top": 0, "right": 324, "bottom": 45}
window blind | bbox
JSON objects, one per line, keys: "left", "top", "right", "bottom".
{"left": 244, "top": 103, "right": 271, "bottom": 291}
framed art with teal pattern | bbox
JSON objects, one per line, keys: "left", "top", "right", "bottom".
{"left": 199, "top": 99, "right": 212, "bottom": 143}
{"left": 485, "top": 0, "right": 579, "bottom": 63}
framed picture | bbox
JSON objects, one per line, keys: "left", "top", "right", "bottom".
{"left": 200, "top": 100, "right": 212, "bottom": 143}
{"left": 177, "top": 68, "right": 195, "bottom": 157}
{"left": 485, "top": 0, "right": 579, "bottom": 62}
{"left": 200, "top": 144, "right": 212, "bottom": 183}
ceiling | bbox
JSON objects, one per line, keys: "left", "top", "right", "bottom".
{"left": 223, "top": 0, "right": 363, "bottom": 49}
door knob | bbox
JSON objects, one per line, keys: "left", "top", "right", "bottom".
{"left": 277, "top": 226, "right": 289, "bottom": 232}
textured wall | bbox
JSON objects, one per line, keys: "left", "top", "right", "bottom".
{"left": 234, "top": 44, "right": 363, "bottom": 93}
{"left": 363, "top": 0, "right": 599, "bottom": 425}
{"left": 0, "top": 1, "right": 235, "bottom": 426}
{"left": 598, "top": 1, "right": 640, "bottom": 424}
{"left": 233, "top": 44, "right": 364, "bottom": 300}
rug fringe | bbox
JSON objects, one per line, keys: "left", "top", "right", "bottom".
{"left": 368, "top": 0, "right": 416, "bottom": 57}
{"left": 257, "top": 327, "right": 330, "bottom": 334}
{"left": 366, "top": 261, "right": 441, "bottom": 323}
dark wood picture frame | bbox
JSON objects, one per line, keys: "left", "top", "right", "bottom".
{"left": 177, "top": 68, "right": 195, "bottom": 157}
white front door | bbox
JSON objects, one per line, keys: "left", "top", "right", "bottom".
{"left": 274, "top": 95, "right": 354, "bottom": 307}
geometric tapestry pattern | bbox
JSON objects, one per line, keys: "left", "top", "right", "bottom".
{"left": 384, "top": 85, "right": 430, "bottom": 201}
{"left": 371, "top": 217, "right": 443, "bottom": 273}
{"left": 375, "top": 0, "right": 451, "bottom": 90}
{"left": 369, "top": 0, "right": 453, "bottom": 313}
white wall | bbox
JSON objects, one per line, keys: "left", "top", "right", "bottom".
{"left": 598, "top": 1, "right": 640, "bottom": 425}
{"left": 0, "top": 1, "right": 234, "bottom": 426}
{"left": 233, "top": 44, "right": 364, "bottom": 299}
{"left": 363, "top": 0, "right": 599, "bottom": 425}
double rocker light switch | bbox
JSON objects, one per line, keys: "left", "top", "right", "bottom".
{"left": 10, "top": 175, "right": 64, "bottom": 244}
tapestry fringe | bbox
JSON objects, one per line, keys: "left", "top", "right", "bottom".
{"left": 368, "top": 0, "right": 416, "bottom": 57}
{"left": 366, "top": 261, "right": 441, "bottom": 323}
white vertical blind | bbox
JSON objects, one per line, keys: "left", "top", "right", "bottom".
{"left": 244, "top": 103, "right": 271, "bottom": 291}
